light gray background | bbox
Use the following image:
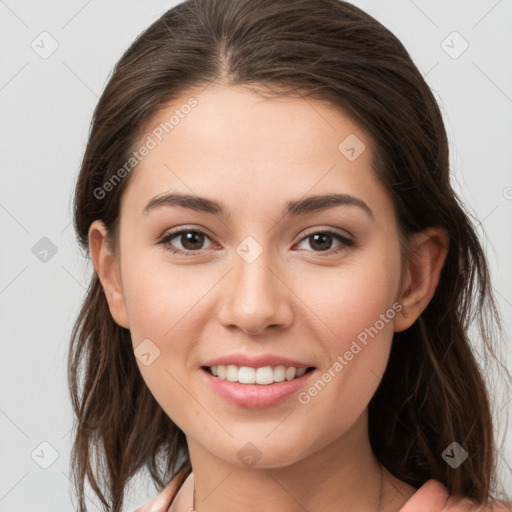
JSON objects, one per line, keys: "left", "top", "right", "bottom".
{"left": 1, "top": 1, "right": 511, "bottom": 510}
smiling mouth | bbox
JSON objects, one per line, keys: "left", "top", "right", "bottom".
{"left": 201, "top": 365, "right": 316, "bottom": 385}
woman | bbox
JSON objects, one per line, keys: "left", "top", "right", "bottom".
{"left": 68, "top": 0, "right": 512, "bottom": 510}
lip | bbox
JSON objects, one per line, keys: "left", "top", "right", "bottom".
{"left": 200, "top": 367, "right": 316, "bottom": 408}
{"left": 201, "top": 354, "right": 314, "bottom": 369}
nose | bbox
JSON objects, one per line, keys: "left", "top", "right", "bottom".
{"left": 217, "top": 248, "right": 293, "bottom": 336}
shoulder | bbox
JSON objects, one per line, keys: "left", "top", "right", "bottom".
{"left": 133, "top": 471, "right": 185, "bottom": 512}
{"left": 400, "top": 479, "right": 512, "bottom": 512}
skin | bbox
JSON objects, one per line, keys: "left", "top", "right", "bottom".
{"left": 89, "top": 84, "right": 449, "bottom": 511}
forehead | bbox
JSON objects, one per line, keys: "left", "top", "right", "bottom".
{"left": 121, "top": 84, "right": 390, "bottom": 221}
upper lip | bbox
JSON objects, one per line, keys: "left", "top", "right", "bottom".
{"left": 202, "top": 354, "right": 315, "bottom": 369}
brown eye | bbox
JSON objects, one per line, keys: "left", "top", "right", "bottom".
{"left": 157, "top": 228, "right": 215, "bottom": 255}
{"left": 178, "top": 231, "right": 206, "bottom": 250}
{"left": 297, "top": 230, "right": 354, "bottom": 254}
{"left": 308, "top": 233, "right": 333, "bottom": 251}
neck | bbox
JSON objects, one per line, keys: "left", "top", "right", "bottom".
{"left": 183, "top": 412, "right": 413, "bottom": 512}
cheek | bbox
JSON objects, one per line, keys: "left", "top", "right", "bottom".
{"left": 122, "top": 259, "right": 216, "bottom": 387}
{"left": 122, "top": 256, "right": 201, "bottom": 342}
{"left": 122, "top": 261, "right": 207, "bottom": 427}
{"left": 290, "top": 246, "right": 401, "bottom": 422}
{"left": 296, "top": 246, "right": 401, "bottom": 350}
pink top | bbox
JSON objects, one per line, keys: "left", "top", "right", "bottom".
{"left": 134, "top": 475, "right": 512, "bottom": 512}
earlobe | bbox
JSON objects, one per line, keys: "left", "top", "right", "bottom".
{"left": 394, "top": 227, "right": 449, "bottom": 333}
{"left": 88, "top": 220, "right": 130, "bottom": 329}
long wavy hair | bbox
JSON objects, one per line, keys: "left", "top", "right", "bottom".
{"left": 68, "top": 0, "right": 511, "bottom": 510}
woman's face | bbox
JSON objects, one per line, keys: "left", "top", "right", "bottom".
{"left": 102, "top": 84, "right": 407, "bottom": 467}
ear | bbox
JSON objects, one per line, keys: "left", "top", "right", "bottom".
{"left": 88, "top": 220, "right": 130, "bottom": 329}
{"left": 394, "top": 227, "right": 449, "bottom": 333}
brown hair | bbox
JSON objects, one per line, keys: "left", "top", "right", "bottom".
{"left": 68, "top": 0, "right": 511, "bottom": 510}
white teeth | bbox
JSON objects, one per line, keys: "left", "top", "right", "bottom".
{"left": 238, "top": 367, "right": 255, "bottom": 384}
{"left": 296, "top": 367, "right": 307, "bottom": 377}
{"left": 285, "top": 367, "right": 296, "bottom": 380}
{"left": 256, "top": 366, "right": 274, "bottom": 385}
{"left": 208, "top": 365, "right": 310, "bottom": 385}
{"left": 274, "top": 365, "right": 286, "bottom": 382}
{"left": 226, "top": 365, "right": 239, "bottom": 382}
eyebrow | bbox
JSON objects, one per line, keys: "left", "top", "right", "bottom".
{"left": 143, "top": 192, "right": 373, "bottom": 219}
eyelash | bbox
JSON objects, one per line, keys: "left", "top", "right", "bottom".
{"left": 156, "top": 227, "right": 354, "bottom": 256}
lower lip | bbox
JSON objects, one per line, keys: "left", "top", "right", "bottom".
{"left": 200, "top": 367, "right": 315, "bottom": 408}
